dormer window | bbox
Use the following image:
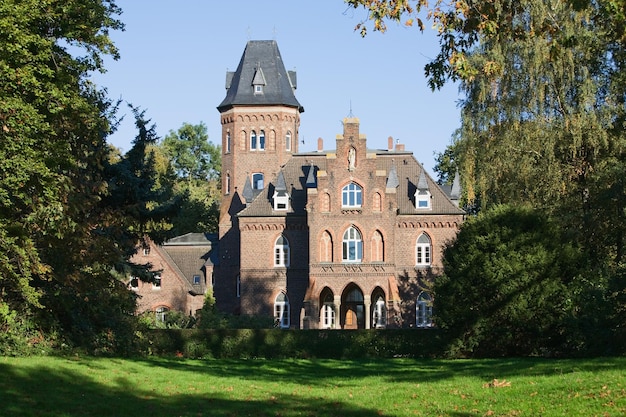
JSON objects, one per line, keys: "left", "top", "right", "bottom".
{"left": 415, "top": 190, "right": 431, "bottom": 209}
{"left": 273, "top": 191, "right": 289, "bottom": 211}
{"left": 252, "top": 65, "right": 266, "bottom": 95}
{"left": 415, "top": 170, "right": 431, "bottom": 209}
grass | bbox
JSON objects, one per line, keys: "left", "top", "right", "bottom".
{"left": 1, "top": 356, "right": 625, "bottom": 416}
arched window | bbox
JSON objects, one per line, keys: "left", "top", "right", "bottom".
{"left": 321, "top": 291, "right": 335, "bottom": 329}
{"left": 259, "top": 130, "right": 265, "bottom": 150}
{"left": 274, "top": 235, "right": 290, "bottom": 267}
{"left": 342, "top": 226, "right": 363, "bottom": 262}
{"left": 416, "top": 292, "right": 433, "bottom": 328}
{"left": 225, "top": 132, "right": 231, "bottom": 153}
{"left": 274, "top": 293, "right": 290, "bottom": 328}
{"left": 225, "top": 173, "right": 231, "bottom": 195}
{"left": 416, "top": 233, "right": 432, "bottom": 267}
{"left": 342, "top": 182, "right": 362, "bottom": 208}
{"left": 373, "top": 295, "right": 387, "bottom": 328}
{"left": 252, "top": 173, "right": 264, "bottom": 190}
{"left": 250, "top": 130, "right": 257, "bottom": 150}
{"left": 155, "top": 306, "right": 169, "bottom": 323}
{"left": 285, "top": 131, "right": 292, "bottom": 151}
{"left": 371, "top": 230, "right": 384, "bottom": 262}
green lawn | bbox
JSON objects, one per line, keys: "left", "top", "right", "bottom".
{"left": 1, "top": 356, "right": 625, "bottom": 416}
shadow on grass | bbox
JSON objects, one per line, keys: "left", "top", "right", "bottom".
{"left": 131, "top": 355, "right": 626, "bottom": 386}
{"left": 0, "top": 359, "right": 386, "bottom": 417}
{"left": 2, "top": 356, "right": 625, "bottom": 417}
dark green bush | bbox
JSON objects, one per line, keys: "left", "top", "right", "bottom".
{"left": 144, "top": 328, "right": 447, "bottom": 359}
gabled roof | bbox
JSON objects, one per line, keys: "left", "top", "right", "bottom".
{"left": 238, "top": 149, "right": 465, "bottom": 217}
{"left": 217, "top": 40, "right": 304, "bottom": 112}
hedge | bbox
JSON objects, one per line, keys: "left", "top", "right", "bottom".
{"left": 142, "top": 328, "right": 447, "bottom": 359}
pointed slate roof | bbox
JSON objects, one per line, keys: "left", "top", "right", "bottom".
{"left": 417, "top": 170, "right": 429, "bottom": 190}
{"left": 450, "top": 170, "right": 461, "bottom": 200}
{"left": 386, "top": 164, "right": 399, "bottom": 189}
{"left": 218, "top": 40, "right": 304, "bottom": 112}
{"left": 305, "top": 162, "right": 316, "bottom": 187}
{"left": 242, "top": 176, "right": 254, "bottom": 203}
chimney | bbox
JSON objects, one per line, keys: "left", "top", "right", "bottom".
{"left": 388, "top": 136, "right": 394, "bottom": 151}
{"left": 395, "top": 139, "right": 405, "bottom": 151}
{"left": 317, "top": 137, "right": 323, "bottom": 152}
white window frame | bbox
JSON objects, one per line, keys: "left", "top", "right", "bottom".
{"left": 274, "top": 235, "right": 290, "bottom": 267}
{"left": 250, "top": 130, "right": 257, "bottom": 150}
{"left": 152, "top": 273, "right": 162, "bottom": 290}
{"left": 373, "top": 296, "right": 387, "bottom": 329}
{"left": 342, "top": 226, "right": 363, "bottom": 262}
{"left": 274, "top": 194, "right": 289, "bottom": 211}
{"left": 129, "top": 277, "right": 139, "bottom": 291}
{"left": 416, "top": 234, "right": 432, "bottom": 267}
{"left": 322, "top": 303, "right": 336, "bottom": 329}
{"left": 416, "top": 190, "right": 431, "bottom": 209}
{"left": 274, "top": 293, "right": 290, "bottom": 328}
{"left": 342, "top": 182, "right": 362, "bottom": 208}
{"left": 155, "top": 306, "right": 168, "bottom": 322}
{"left": 285, "top": 131, "right": 292, "bottom": 151}
{"left": 252, "top": 173, "right": 264, "bottom": 190}
{"left": 416, "top": 292, "right": 433, "bottom": 328}
{"left": 255, "top": 84, "right": 263, "bottom": 94}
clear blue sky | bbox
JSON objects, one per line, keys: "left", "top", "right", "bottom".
{"left": 92, "top": 1, "right": 462, "bottom": 176}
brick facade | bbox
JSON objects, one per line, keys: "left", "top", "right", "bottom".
{"left": 212, "top": 41, "right": 465, "bottom": 329}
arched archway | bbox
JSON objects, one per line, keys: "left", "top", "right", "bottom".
{"left": 341, "top": 284, "right": 364, "bottom": 329}
{"left": 319, "top": 287, "right": 336, "bottom": 329}
{"left": 371, "top": 287, "right": 387, "bottom": 329}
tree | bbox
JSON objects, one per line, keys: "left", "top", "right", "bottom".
{"left": 162, "top": 122, "right": 220, "bottom": 181}
{"left": 434, "top": 205, "right": 580, "bottom": 357}
{"left": 159, "top": 122, "right": 221, "bottom": 234}
{"left": 0, "top": 0, "right": 125, "bottom": 351}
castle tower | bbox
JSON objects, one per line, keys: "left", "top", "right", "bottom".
{"left": 215, "top": 40, "right": 304, "bottom": 312}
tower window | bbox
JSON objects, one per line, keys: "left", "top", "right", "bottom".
{"left": 259, "top": 130, "right": 265, "bottom": 150}
{"left": 252, "top": 173, "right": 264, "bottom": 190}
{"left": 286, "top": 131, "right": 292, "bottom": 151}
{"left": 250, "top": 130, "right": 257, "bottom": 150}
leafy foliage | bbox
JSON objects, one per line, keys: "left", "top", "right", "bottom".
{"left": 434, "top": 205, "right": 580, "bottom": 357}
{"left": 158, "top": 122, "right": 221, "bottom": 234}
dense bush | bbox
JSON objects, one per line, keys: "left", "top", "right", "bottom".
{"left": 144, "top": 328, "right": 446, "bottom": 359}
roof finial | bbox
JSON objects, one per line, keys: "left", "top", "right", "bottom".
{"left": 247, "top": 26, "right": 251, "bottom": 40}
{"left": 272, "top": 26, "right": 277, "bottom": 40}
{"left": 347, "top": 100, "right": 354, "bottom": 118}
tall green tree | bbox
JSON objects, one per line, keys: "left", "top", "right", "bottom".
{"left": 0, "top": 1, "right": 181, "bottom": 353}
{"left": 160, "top": 122, "right": 221, "bottom": 234}
{"left": 0, "top": 0, "right": 124, "bottom": 349}
{"left": 162, "top": 122, "right": 220, "bottom": 181}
